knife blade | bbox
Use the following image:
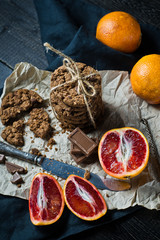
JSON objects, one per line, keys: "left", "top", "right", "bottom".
{"left": 0, "top": 141, "right": 131, "bottom": 191}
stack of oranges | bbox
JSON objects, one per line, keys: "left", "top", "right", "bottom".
{"left": 96, "top": 11, "right": 160, "bottom": 104}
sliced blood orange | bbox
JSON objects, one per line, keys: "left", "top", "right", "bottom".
{"left": 98, "top": 127, "right": 149, "bottom": 179}
{"left": 63, "top": 175, "right": 107, "bottom": 221}
{"left": 29, "top": 173, "right": 64, "bottom": 226}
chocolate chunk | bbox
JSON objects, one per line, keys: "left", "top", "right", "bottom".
{"left": 68, "top": 128, "right": 98, "bottom": 156}
{"left": 71, "top": 150, "right": 98, "bottom": 164}
{"left": 0, "top": 154, "right": 6, "bottom": 164}
{"left": 5, "top": 161, "right": 26, "bottom": 174}
{"left": 70, "top": 138, "right": 99, "bottom": 154}
{"left": 70, "top": 142, "right": 82, "bottom": 155}
{"left": 11, "top": 172, "right": 23, "bottom": 184}
{"left": 70, "top": 152, "right": 87, "bottom": 164}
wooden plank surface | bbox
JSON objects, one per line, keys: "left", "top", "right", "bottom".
{"left": 0, "top": 0, "right": 48, "bottom": 72}
{"left": 0, "top": 1, "right": 159, "bottom": 240}
{"left": 0, "top": 62, "right": 12, "bottom": 89}
{"left": 69, "top": 208, "right": 160, "bottom": 240}
{"left": 88, "top": 0, "right": 160, "bottom": 28}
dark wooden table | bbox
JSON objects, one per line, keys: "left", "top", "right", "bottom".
{"left": 0, "top": 1, "right": 159, "bottom": 239}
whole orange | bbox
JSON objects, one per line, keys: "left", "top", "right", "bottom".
{"left": 96, "top": 11, "right": 141, "bottom": 53}
{"left": 130, "top": 54, "right": 160, "bottom": 104}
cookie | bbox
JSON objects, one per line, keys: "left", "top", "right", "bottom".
{"left": 1, "top": 120, "right": 25, "bottom": 146}
{"left": 50, "top": 62, "right": 103, "bottom": 130}
{"left": 27, "top": 108, "right": 53, "bottom": 139}
{"left": 51, "top": 93, "right": 102, "bottom": 116}
{"left": 57, "top": 104, "right": 102, "bottom": 124}
{"left": 52, "top": 95, "right": 103, "bottom": 126}
{"left": 0, "top": 89, "right": 43, "bottom": 125}
{"left": 50, "top": 63, "right": 101, "bottom": 108}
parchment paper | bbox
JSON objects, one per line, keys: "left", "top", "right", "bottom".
{"left": 0, "top": 62, "right": 159, "bottom": 210}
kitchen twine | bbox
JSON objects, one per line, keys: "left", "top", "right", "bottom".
{"left": 44, "top": 42, "right": 99, "bottom": 129}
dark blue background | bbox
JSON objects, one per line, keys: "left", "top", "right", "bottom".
{"left": 34, "top": 0, "right": 160, "bottom": 73}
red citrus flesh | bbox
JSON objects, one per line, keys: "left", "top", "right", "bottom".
{"left": 29, "top": 173, "right": 64, "bottom": 226}
{"left": 98, "top": 127, "right": 149, "bottom": 179}
{"left": 63, "top": 175, "right": 107, "bottom": 221}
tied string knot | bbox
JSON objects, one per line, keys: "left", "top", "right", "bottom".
{"left": 44, "top": 42, "right": 98, "bottom": 128}
{"left": 62, "top": 58, "right": 96, "bottom": 97}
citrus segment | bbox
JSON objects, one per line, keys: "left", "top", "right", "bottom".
{"left": 130, "top": 54, "right": 160, "bottom": 104}
{"left": 96, "top": 11, "right": 141, "bottom": 53}
{"left": 98, "top": 127, "right": 149, "bottom": 179}
{"left": 29, "top": 173, "right": 64, "bottom": 226}
{"left": 63, "top": 175, "right": 107, "bottom": 221}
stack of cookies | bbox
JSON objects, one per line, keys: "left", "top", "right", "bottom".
{"left": 50, "top": 62, "right": 103, "bottom": 131}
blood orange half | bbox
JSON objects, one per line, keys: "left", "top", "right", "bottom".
{"left": 63, "top": 175, "right": 107, "bottom": 221}
{"left": 29, "top": 173, "right": 64, "bottom": 226}
{"left": 98, "top": 127, "right": 149, "bottom": 179}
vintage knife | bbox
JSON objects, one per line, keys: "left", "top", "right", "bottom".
{"left": 0, "top": 141, "right": 131, "bottom": 191}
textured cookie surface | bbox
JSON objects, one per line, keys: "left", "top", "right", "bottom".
{"left": 50, "top": 62, "right": 101, "bottom": 108}
{"left": 27, "top": 108, "right": 53, "bottom": 139}
{"left": 50, "top": 62, "right": 103, "bottom": 130}
{"left": 0, "top": 89, "right": 43, "bottom": 125}
{"left": 1, "top": 120, "right": 25, "bottom": 146}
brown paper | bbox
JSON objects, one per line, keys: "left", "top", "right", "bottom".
{"left": 0, "top": 62, "right": 159, "bottom": 210}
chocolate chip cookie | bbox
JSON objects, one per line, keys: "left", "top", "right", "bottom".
{"left": 1, "top": 120, "right": 25, "bottom": 146}
{"left": 50, "top": 62, "right": 103, "bottom": 130}
{"left": 27, "top": 108, "right": 53, "bottom": 139}
{"left": 0, "top": 89, "right": 43, "bottom": 125}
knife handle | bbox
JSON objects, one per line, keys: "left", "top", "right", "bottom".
{"left": 0, "top": 141, "right": 43, "bottom": 165}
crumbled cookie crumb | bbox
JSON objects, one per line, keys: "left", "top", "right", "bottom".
{"left": 54, "top": 131, "right": 60, "bottom": 135}
{"left": 84, "top": 170, "right": 90, "bottom": 180}
{"left": 31, "top": 148, "right": 42, "bottom": 156}
{"left": 45, "top": 147, "right": 49, "bottom": 152}
{"left": 48, "top": 138, "right": 56, "bottom": 145}
{"left": 47, "top": 138, "right": 56, "bottom": 147}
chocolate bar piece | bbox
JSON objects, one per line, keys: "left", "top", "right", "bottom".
{"left": 0, "top": 154, "right": 6, "bottom": 164}
{"left": 70, "top": 152, "right": 87, "bottom": 164}
{"left": 70, "top": 142, "right": 82, "bottom": 155}
{"left": 11, "top": 172, "right": 23, "bottom": 184}
{"left": 71, "top": 151, "right": 99, "bottom": 164}
{"left": 70, "top": 138, "right": 99, "bottom": 155}
{"left": 70, "top": 142, "right": 87, "bottom": 163}
{"left": 5, "top": 162, "right": 26, "bottom": 174}
{"left": 68, "top": 128, "right": 98, "bottom": 156}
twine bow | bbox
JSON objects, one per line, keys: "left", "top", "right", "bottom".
{"left": 44, "top": 42, "right": 99, "bottom": 128}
